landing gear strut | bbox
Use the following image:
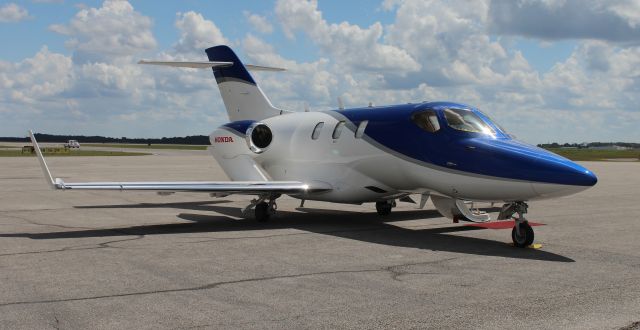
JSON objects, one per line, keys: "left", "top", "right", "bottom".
{"left": 243, "top": 194, "right": 279, "bottom": 222}
{"left": 376, "top": 200, "right": 396, "bottom": 216}
{"left": 501, "top": 201, "right": 534, "bottom": 248}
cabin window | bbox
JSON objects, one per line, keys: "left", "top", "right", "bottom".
{"left": 443, "top": 108, "right": 495, "bottom": 135}
{"left": 332, "top": 121, "right": 346, "bottom": 139}
{"left": 311, "top": 122, "right": 324, "bottom": 140}
{"left": 355, "top": 120, "right": 368, "bottom": 139}
{"left": 411, "top": 110, "right": 440, "bottom": 133}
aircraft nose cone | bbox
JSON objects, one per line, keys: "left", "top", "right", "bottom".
{"left": 499, "top": 141, "right": 598, "bottom": 198}
{"left": 574, "top": 167, "right": 598, "bottom": 187}
{"left": 467, "top": 139, "right": 598, "bottom": 192}
{"left": 529, "top": 159, "right": 598, "bottom": 198}
{"left": 533, "top": 150, "right": 598, "bottom": 187}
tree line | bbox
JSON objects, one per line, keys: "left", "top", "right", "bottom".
{"left": 537, "top": 142, "right": 640, "bottom": 148}
{"left": 0, "top": 134, "right": 211, "bottom": 145}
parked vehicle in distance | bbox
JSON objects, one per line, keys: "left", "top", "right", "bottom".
{"left": 64, "top": 140, "right": 80, "bottom": 149}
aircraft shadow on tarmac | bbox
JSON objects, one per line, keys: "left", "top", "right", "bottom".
{"left": 1, "top": 201, "right": 574, "bottom": 262}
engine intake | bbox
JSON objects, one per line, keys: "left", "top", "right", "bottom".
{"left": 246, "top": 122, "right": 272, "bottom": 153}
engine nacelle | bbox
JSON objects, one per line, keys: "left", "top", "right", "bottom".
{"left": 246, "top": 122, "right": 272, "bottom": 154}
{"left": 431, "top": 195, "right": 491, "bottom": 223}
{"left": 209, "top": 124, "right": 271, "bottom": 181}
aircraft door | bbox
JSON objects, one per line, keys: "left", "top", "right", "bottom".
{"left": 410, "top": 109, "right": 458, "bottom": 168}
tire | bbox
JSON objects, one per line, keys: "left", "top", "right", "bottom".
{"left": 511, "top": 222, "right": 534, "bottom": 248}
{"left": 376, "top": 201, "right": 392, "bottom": 216}
{"left": 255, "top": 202, "right": 270, "bottom": 222}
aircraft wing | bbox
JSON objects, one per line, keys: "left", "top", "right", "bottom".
{"left": 28, "top": 131, "right": 330, "bottom": 195}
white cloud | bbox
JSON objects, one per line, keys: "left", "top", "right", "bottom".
{"left": 244, "top": 12, "right": 273, "bottom": 34}
{"left": 0, "top": 3, "right": 29, "bottom": 23}
{"left": 275, "top": 0, "right": 420, "bottom": 74}
{"left": 381, "top": 0, "right": 403, "bottom": 11}
{"left": 242, "top": 34, "right": 336, "bottom": 107}
{"left": 174, "top": 11, "right": 229, "bottom": 56}
{"left": 542, "top": 41, "right": 640, "bottom": 112}
{"left": 49, "top": 0, "right": 156, "bottom": 63}
{"left": 488, "top": 0, "right": 640, "bottom": 42}
{"left": 0, "top": 46, "right": 72, "bottom": 105}
{"left": 1, "top": 2, "right": 230, "bottom": 138}
{"left": 609, "top": 0, "right": 640, "bottom": 28}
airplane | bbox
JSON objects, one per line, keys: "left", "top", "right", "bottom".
{"left": 29, "top": 45, "right": 598, "bottom": 248}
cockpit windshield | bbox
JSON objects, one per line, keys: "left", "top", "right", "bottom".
{"left": 443, "top": 108, "right": 495, "bottom": 135}
{"left": 477, "top": 110, "right": 508, "bottom": 135}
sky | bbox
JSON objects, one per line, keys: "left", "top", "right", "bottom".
{"left": 1, "top": 0, "right": 639, "bottom": 144}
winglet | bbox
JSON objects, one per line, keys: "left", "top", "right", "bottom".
{"left": 28, "top": 130, "right": 59, "bottom": 190}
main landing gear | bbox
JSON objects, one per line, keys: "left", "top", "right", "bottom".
{"left": 499, "top": 201, "right": 534, "bottom": 248}
{"left": 375, "top": 200, "right": 396, "bottom": 216}
{"left": 243, "top": 194, "right": 279, "bottom": 222}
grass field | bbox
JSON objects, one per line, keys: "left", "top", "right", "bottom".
{"left": 545, "top": 148, "right": 640, "bottom": 161}
{"left": 0, "top": 145, "right": 19, "bottom": 148}
{"left": 83, "top": 143, "right": 208, "bottom": 150}
{"left": 0, "top": 150, "right": 150, "bottom": 157}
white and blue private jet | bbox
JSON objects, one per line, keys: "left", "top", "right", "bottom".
{"left": 30, "top": 45, "right": 598, "bottom": 247}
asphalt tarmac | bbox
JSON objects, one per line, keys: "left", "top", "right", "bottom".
{"left": 0, "top": 148, "right": 638, "bottom": 329}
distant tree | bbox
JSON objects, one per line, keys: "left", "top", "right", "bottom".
{"left": 0, "top": 133, "right": 211, "bottom": 145}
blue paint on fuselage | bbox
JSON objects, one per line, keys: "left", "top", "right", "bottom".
{"left": 335, "top": 101, "right": 597, "bottom": 187}
{"left": 219, "top": 101, "right": 596, "bottom": 187}
{"left": 222, "top": 120, "right": 254, "bottom": 137}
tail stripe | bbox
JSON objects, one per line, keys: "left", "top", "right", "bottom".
{"left": 205, "top": 46, "right": 256, "bottom": 85}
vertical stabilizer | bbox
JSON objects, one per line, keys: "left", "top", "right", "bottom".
{"left": 205, "top": 46, "right": 282, "bottom": 122}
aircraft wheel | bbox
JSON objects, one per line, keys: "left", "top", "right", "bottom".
{"left": 255, "top": 202, "right": 270, "bottom": 222}
{"left": 511, "top": 222, "right": 534, "bottom": 247}
{"left": 376, "top": 201, "right": 393, "bottom": 216}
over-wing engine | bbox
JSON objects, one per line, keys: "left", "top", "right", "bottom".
{"left": 209, "top": 122, "right": 273, "bottom": 181}
{"left": 246, "top": 122, "right": 273, "bottom": 154}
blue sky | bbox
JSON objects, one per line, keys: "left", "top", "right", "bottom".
{"left": 1, "top": 0, "right": 639, "bottom": 144}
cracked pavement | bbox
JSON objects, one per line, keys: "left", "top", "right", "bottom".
{"left": 0, "top": 151, "right": 639, "bottom": 329}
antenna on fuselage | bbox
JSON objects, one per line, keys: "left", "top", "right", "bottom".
{"left": 337, "top": 96, "right": 344, "bottom": 110}
{"left": 368, "top": 101, "right": 373, "bottom": 108}
{"left": 304, "top": 102, "right": 309, "bottom": 112}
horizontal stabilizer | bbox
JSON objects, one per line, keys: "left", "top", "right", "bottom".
{"left": 138, "top": 60, "right": 285, "bottom": 71}
{"left": 245, "top": 64, "right": 286, "bottom": 72}
{"left": 138, "top": 60, "right": 233, "bottom": 69}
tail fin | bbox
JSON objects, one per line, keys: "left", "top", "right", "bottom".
{"left": 205, "top": 45, "right": 282, "bottom": 122}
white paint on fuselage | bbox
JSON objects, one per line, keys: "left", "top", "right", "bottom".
{"left": 209, "top": 111, "right": 585, "bottom": 203}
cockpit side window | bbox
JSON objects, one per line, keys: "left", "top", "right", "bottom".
{"left": 332, "top": 121, "right": 346, "bottom": 139}
{"left": 311, "top": 122, "right": 324, "bottom": 140}
{"left": 443, "top": 108, "right": 495, "bottom": 135}
{"left": 411, "top": 110, "right": 440, "bottom": 133}
{"left": 355, "top": 120, "right": 368, "bottom": 139}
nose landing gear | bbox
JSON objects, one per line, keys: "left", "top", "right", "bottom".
{"left": 500, "top": 201, "right": 534, "bottom": 248}
{"left": 512, "top": 221, "right": 534, "bottom": 247}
